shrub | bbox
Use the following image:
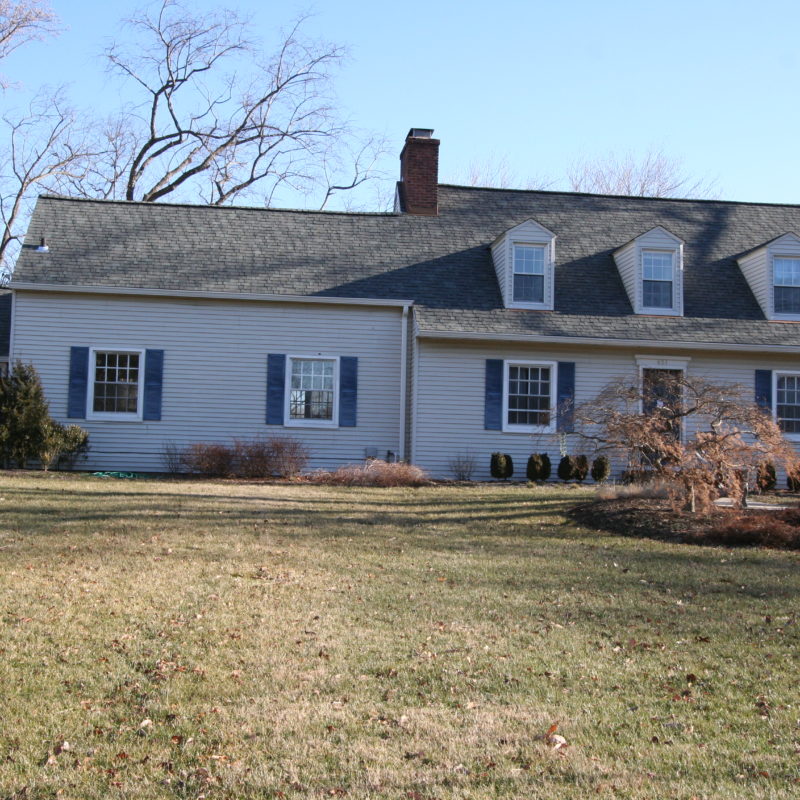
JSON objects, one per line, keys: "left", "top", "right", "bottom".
{"left": 182, "top": 443, "right": 235, "bottom": 477}
{"left": 490, "top": 452, "right": 513, "bottom": 480}
{"left": 557, "top": 455, "right": 576, "bottom": 482}
{"left": 39, "top": 422, "right": 90, "bottom": 470}
{"left": 574, "top": 454, "right": 589, "bottom": 482}
{"left": 449, "top": 452, "right": 476, "bottom": 481}
{"left": 161, "top": 441, "right": 184, "bottom": 474}
{"left": 268, "top": 437, "right": 309, "bottom": 478}
{"left": 527, "top": 453, "right": 543, "bottom": 482}
{"left": 591, "top": 455, "right": 610, "bottom": 483}
{"left": 621, "top": 468, "right": 657, "bottom": 485}
{"left": 697, "top": 514, "right": 800, "bottom": 550}
{"left": 788, "top": 465, "right": 800, "bottom": 492}
{"left": 539, "top": 453, "right": 552, "bottom": 481}
{"left": 309, "top": 460, "right": 430, "bottom": 487}
{"left": 756, "top": 461, "right": 776, "bottom": 492}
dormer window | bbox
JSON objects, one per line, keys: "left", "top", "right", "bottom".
{"left": 773, "top": 256, "right": 800, "bottom": 314}
{"left": 613, "top": 226, "right": 683, "bottom": 316}
{"left": 512, "top": 244, "right": 545, "bottom": 304}
{"left": 490, "top": 219, "right": 556, "bottom": 311}
{"left": 642, "top": 250, "right": 674, "bottom": 310}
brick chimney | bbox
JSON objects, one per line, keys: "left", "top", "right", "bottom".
{"left": 397, "top": 128, "right": 440, "bottom": 216}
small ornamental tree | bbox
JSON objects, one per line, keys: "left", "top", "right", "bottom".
{"left": 573, "top": 372, "right": 796, "bottom": 511}
{"left": 490, "top": 452, "right": 513, "bottom": 480}
{"left": 756, "top": 461, "right": 777, "bottom": 492}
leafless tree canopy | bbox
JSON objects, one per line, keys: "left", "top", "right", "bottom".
{"left": 568, "top": 149, "right": 717, "bottom": 199}
{"left": 0, "top": 0, "right": 57, "bottom": 87}
{"left": 102, "top": 0, "right": 384, "bottom": 207}
{"left": 574, "top": 373, "right": 795, "bottom": 510}
{"left": 446, "top": 155, "right": 552, "bottom": 191}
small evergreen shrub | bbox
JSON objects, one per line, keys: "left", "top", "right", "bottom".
{"left": 788, "top": 465, "right": 800, "bottom": 492}
{"left": 490, "top": 452, "right": 513, "bottom": 480}
{"left": 756, "top": 461, "right": 776, "bottom": 492}
{"left": 527, "top": 453, "right": 543, "bottom": 482}
{"left": 39, "top": 422, "right": 90, "bottom": 470}
{"left": 539, "top": 453, "right": 552, "bottom": 481}
{"left": 590, "top": 455, "right": 610, "bottom": 483}
{"left": 574, "top": 454, "right": 589, "bottom": 483}
{"left": 557, "top": 455, "right": 576, "bottom": 482}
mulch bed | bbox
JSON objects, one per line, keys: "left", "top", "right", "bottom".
{"left": 570, "top": 497, "right": 800, "bottom": 549}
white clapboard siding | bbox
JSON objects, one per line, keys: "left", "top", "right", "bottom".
{"left": 12, "top": 291, "right": 404, "bottom": 472}
{"left": 613, "top": 241, "right": 638, "bottom": 310}
{"left": 413, "top": 339, "right": 800, "bottom": 480}
{"left": 490, "top": 237, "right": 507, "bottom": 306}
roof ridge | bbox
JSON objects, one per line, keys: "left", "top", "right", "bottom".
{"left": 36, "top": 193, "right": 399, "bottom": 218}
{"left": 437, "top": 183, "right": 800, "bottom": 209}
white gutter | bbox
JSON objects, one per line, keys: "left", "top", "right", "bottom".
{"left": 10, "top": 282, "right": 414, "bottom": 309}
{"left": 417, "top": 328, "right": 800, "bottom": 354}
{"left": 398, "top": 305, "right": 409, "bottom": 461}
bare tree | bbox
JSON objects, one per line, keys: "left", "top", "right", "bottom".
{"left": 447, "top": 154, "right": 552, "bottom": 190}
{"left": 0, "top": 0, "right": 57, "bottom": 87}
{"left": 574, "top": 372, "right": 795, "bottom": 511}
{"left": 568, "top": 148, "right": 717, "bottom": 199}
{"left": 0, "top": 90, "right": 110, "bottom": 279}
{"left": 102, "top": 0, "right": 384, "bottom": 208}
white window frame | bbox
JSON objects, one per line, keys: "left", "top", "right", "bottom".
{"left": 502, "top": 359, "right": 557, "bottom": 434}
{"left": 771, "top": 255, "right": 800, "bottom": 320}
{"left": 640, "top": 248, "right": 677, "bottom": 314}
{"left": 86, "top": 347, "right": 145, "bottom": 422}
{"left": 773, "top": 370, "right": 800, "bottom": 441}
{"left": 284, "top": 354, "right": 340, "bottom": 428}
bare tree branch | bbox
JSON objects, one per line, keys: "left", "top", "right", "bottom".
{"left": 102, "top": 0, "right": 384, "bottom": 208}
{"left": 0, "top": 0, "right": 58, "bottom": 88}
{"left": 568, "top": 148, "right": 718, "bottom": 199}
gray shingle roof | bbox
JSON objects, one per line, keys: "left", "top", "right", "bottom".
{"left": 13, "top": 186, "right": 800, "bottom": 348}
{"left": 0, "top": 291, "right": 10, "bottom": 358}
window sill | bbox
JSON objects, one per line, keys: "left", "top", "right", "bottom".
{"left": 639, "top": 307, "right": 682, "bottom": 316}
{"left": 87, "top": 414, "right": 143, "bottom": 422}
{"left": 501, "top": 425, "right": 556, "bottom": 435}
{"left": 285, "top": 419, "right": 338, "bottom": 429}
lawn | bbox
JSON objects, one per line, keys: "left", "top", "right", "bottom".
{"left": 0, "top": 473, "right": 798, "bottom": 799}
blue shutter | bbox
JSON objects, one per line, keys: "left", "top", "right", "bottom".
{"left": 142, "top": 349, "right": 164, "bottom": 421}
{"left": 266, "top": 354, "right": 286, "bottom": 425}
{"left": 755, "top": 369, "right": 773, "bottom": 410}
{"left": 556, "top": 361, "right": 576, "bottom": 432}
{"left": 67, "top": 346, "right": 89, "bottom": 419}
{"left": 484, "top": 359, "right": 503, "bottom": 430}
{"left": 339, "top": 356, "right": 358, "bottom": 427}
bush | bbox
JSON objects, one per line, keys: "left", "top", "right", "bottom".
{"left": 697, "top": 514, "right": 800, "bottom": 550}
{"left": 539, "top": 453, "right": 551, "bottom": 481}
{"left": 574, "top": 454, "right": 589, "bottom": 482}
{"left": 526, "top": 453, "right": 552, "bottom": 482}
{"left": 40, "top": 422, "right": 90, "bottom": 470}
{"left": 161, "top": 441, "right": 184, "bottom": 474}
{"left": 557, "top": 455, "right": 576, "bottom": 482}
{"left": 591, "top": 455, "right": 610, "bottom": 483}
{"left": 0, "top": 361, "right": 89, "bottom": 470}
{"left": 621, "top": 468, "right": 657, "bottom": 485}
{"left": 267, "top": 437, "right": 309, "bottom": 478}
{"left": 449, "top": 452, "right": 476, "bottom": 481}
{"left": 182, "top": 443, "right": 235, "bottom": 477}
{"left": 756, "top": 461, "right": 776, "bottom": 492}
{"left": 788, "top": 465, "right": 800, "bottom": 492}
{"left": 490, "top": 452, "right": 513, "bottom": 480}
{"left": 308, "top": 460, "right": 430, "bottom": 487}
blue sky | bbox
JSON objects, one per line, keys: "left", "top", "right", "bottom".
{"left": 4, "top": 0, "right": 800, "bottom": 205}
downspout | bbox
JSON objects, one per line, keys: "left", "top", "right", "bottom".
{"left": 399, "top": 304, "right": 409, "bottom": 460}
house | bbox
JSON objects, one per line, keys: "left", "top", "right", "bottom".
{"left": 0, "top": 290, "right": 10, "bottom": 376}
{"left": 7, "top": 129, "right": 800, "bottom": 479}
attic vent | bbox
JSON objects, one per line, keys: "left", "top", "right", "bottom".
{"left": 35, "top": 237, "right": 49, "bottom": 253}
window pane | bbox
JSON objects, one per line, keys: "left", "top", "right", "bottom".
{"left": 506, "top": 364, "right": 551, "bottom": 427}
{"left": 513, "top": 273, "right": 544, "bottom": 303}
{"left": 643, "top": 279, "right": 672, "bottom": 309}
{"left": 774, "top": 286, "right": 800, "bottom": 314}
{"left": 777, "top": 375, "right": 800, "bottom": 433}
{"left": 289, "top": 358, "right": 335, "bottom": 420}
{"left": 774, "top": 257, "right": 800, "bottom": 287}
{"left": 513, "top": 245, "right": 545, "bottom": 275}
{"left": 92, "top": 351, "right": 140, "bottom": 414}
{"left": 643, "top": 251, "right": 673, "bottom": 281}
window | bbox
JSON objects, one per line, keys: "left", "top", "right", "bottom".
{"left": 287, "top": 357, "right": 337, "bottom": 424}
{"left": 776, "top": 373, "right": 800, "bottom": 433}
{"left": 642, "top": 250, "right": 674, "bottom": 309}
{"left": 88, "top": 349, "right": 144, "bottom": 419}
{"left": 773, "top": 256, "right": 800, "bottom": 315}
{"left": 503, "top": 360, "right": 555, "bottom": 431}
{"left": 512, "top": 244, "right": 545, "bottom": 303}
